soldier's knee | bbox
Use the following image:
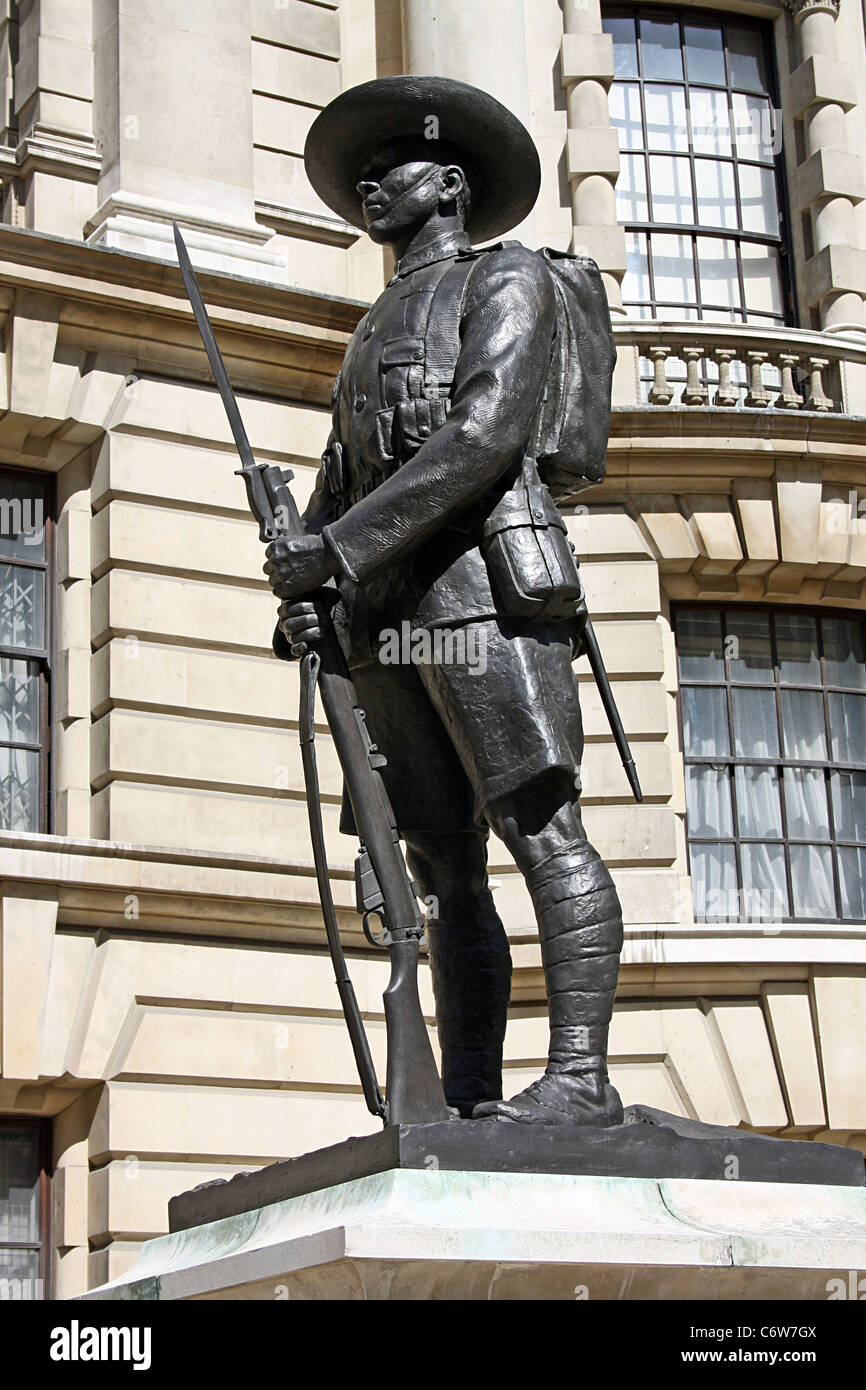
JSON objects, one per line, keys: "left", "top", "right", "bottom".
{"left": 405, "top": 831, "right": 491, "bottom": 917}
{"left": 485, "top": 769, "right": 585, "bottom": 871}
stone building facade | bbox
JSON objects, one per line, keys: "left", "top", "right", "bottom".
{"left": 0, "top": 0, "right": 863, "bottom": 1298}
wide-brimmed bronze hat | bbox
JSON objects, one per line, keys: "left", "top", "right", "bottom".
{"left": 303, "top": 75, "right": 541, "bottom": 244}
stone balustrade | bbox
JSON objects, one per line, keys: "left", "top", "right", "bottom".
{"left": 614, "top": 323, "right": 866, "bottom": 414}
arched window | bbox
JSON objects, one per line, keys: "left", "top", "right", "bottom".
{"left": 603, "top": 7, "right": 792, "bottom": 324}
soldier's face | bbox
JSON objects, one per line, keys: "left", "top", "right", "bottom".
{"left": 356, "top": 148, "right": 461, "bottom": 245}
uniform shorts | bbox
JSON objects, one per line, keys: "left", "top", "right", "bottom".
{"left": 340, "top": 617, "right": 584, "bottom": 836}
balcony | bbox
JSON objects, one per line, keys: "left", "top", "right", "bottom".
{"left": 612, "top": 322, "right": 866, "bottom": 417}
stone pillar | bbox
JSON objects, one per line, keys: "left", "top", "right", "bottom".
{"left": 560, "top": 0, "right": 625, "bottom": 313}
{"left": 400, "top": 0, "right": 535, "bottom": 242}
{"left": 786, "top": 0, "right": 865, "bottom": 330}
{"left": 9, "top": 0, "right": 101, "bottom": 237}
{"left": 87, "top": 0, "right": 276, "bottom": 279}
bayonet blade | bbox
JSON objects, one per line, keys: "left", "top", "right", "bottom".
{"left": 173, "top": 221, "right": 275, "bottom": 539}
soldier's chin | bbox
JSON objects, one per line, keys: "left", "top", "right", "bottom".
{"left": 364, "top": 216, "right": 395, "bottom": 245}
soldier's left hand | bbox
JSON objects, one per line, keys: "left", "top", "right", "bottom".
{"left": 263, "top": 533, "right": 339, "bottom": 599}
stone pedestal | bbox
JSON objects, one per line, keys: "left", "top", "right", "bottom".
{"left": 78, "top": 1166, "right": 866, "bottom": 1301}
{"left": 78, "top": 1110, "right": 866, "bottom": 1301}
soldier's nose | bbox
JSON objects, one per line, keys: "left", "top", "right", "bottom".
{"left": 356, "top": 180, "right": 379, "bottom": 198}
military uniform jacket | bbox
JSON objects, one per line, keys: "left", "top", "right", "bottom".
{"left": 302, "top": 228, "right": 557, "bottom": 657}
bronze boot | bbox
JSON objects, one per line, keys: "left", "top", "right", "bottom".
{"left": 473, "top": 843, "right": 623, "bottom": 1125}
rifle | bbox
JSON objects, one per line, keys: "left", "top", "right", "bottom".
{"left": 173, "top": 222, "right": 449, "bottom": 1127}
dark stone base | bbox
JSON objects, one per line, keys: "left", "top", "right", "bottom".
{"left": 169, "top": 1105, "right": 865, "bottom": 1232}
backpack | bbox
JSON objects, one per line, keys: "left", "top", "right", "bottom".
{"left": 531, "top": 248, "right": 616, "bottom": 499}
{"left": 422, "top": 243, "right": 616, "bottom": 502}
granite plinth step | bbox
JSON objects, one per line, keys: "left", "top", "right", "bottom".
{"left": 79, "top": 1165, "right": 866, "bottom": 1302}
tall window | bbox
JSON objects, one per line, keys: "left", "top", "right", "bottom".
{"left": 675, "top": 607, "right": 866, "bottom": 924}
{"left": 0, "top": 470, "right": 51, "bottom": 832}
{"left": 604, "top": 7, "right": 790, "bottom": 324}
{"left": 0, "top": 1121, "right": 50, "bottom": 1300}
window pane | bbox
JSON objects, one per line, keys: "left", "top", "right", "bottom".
{"left": 639, "top": 17, "right": 683, "bottom": 80}
{"left": 733, "top": 687, "right": 779, "bottom": 758}
{"left": 727, "top": 25, "right": 768, "bottom": 93}
{"left": 829, "top": 693, "right": 866, "bottom": 765}
{"left": 676, "top": 609, "right": 724, "bottom": 681}
{"left": 682, "top": 685, "right": 730, "bottom": 756}
{"left": 0, "top": 658, "right": 40, "bottom": 744}
{"left": 689, "top": 88, "right": 732, "bottom": 157}
{"left": 616, "top": 152, "right": 649, "bottom": 222}
{"left": 776, "top": 612, "right": 820, "bottom": 686}
{"left": 831, "top": 771, "right": 866, "bottom": 842}
{"left": 0, "top": 477, "right": 47, "bottom": 563}
{"left": 694, "top": 159, "right": 738, "bottom": 229}
{"left": 687, "top": 765, "right": 733, "bottom": 837}
{"left": 0, "top": 1130, "right": 40, "bottom": 1243}
{"left": 650, "top": 232, "right": 696, "bottom": 302}
{"left": 644, "top": 84, "right": 688, "bottom": 152}
{"left": 790, "top": 844, "right": 836, "bottom": 918}
{"left": 610, "top": 81, "right": 643, "bottom": 150}
{"left": 656, "top": 305, "right": 699, "bottom": 321}
{"left": 726, "top": 609, "right": 771, "bottom": 682}
{"left": 0, "top": 565, "right": 45, "bottom": 651}
{"left": 838, "top": 846, "right": 866, "bottom": 919}
{"left": 696, "top": 237, "right": 739, "bottom": 309}
{"left": 701, "top": 308, "right": 744, "bottom": 325}
{"left": 741, "top": 242, "right": 784, "bottom": 318}
{"left": 740, "top": 843, "right": 789, "bottom": 921}
{"left": 784, "top": 768, "right": 830, "bottom": 840}
{"left": 683, "top": 22, "right": 725, "bottom": 86}
{"left": 822, "top": 618, "right": 866, "bottom": 689}
{"left": 691, "top": 841, "right": 737, "bottom": 921}
{"left": 780, "top": 690, "right": 827, "bottom": 760}
{"left": 623, "top": 230, "right": 650, "bottom": 302}
{"left": 731, "top": 93, "right": 776, "bottom": 163}
{"left": 648, "top": 154, "right": 694, "bottom": 223}
{"left": 738, "top": 163, "right": 779, "bottom": 237}
{"left": 735, "top": 765, "right": 782, "bottom": 837}
{"left": 0, "top": 745, "right": 39, "bottom": 830}
{"left": 604, "top": 15, "right": 639, "bottom": 78}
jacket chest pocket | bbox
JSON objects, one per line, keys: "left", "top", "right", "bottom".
{"left": 380, "top": 336, "right": 425, "bottom": 406}
{"left": 377, "top": 335, "right": 452, "bottom": 458}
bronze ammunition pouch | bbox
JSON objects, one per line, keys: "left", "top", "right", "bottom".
{"left": 481, "top": 455, "right": 583, "bottom": 620}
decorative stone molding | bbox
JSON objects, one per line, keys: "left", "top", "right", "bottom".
{"left": 782, "top": 0, "right": 840, "bottom": 18}
{"left": 0, "top": 130, "right": 102, "bottom": 184}
{"left": 624, "top": 466, "right": 866, "bottom": 605}
{"left": 254, "top": 202, "right": 361, "bottom": 249}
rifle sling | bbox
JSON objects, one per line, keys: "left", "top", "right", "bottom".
{"left": 299, "top": 649, "right": 387, "bottom": 1120}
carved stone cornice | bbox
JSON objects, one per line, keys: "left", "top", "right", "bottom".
{"left": 782, "top": 0, "right": 840, "bottom": 21}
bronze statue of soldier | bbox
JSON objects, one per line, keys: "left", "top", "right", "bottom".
{"left": 263, "top": 76, "right": 624, "bottom": 1127}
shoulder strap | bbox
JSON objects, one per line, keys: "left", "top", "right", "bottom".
{"left": 421, "top": 252, "right": 487, "bottom": 396}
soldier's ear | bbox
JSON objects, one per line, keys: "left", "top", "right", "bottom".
{"left": 438, "top": 165, "right": 466, "bottom": 207}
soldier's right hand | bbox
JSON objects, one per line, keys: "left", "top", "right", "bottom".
{"left": 278, "top": 598, "right": 325, "bottom": 658}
